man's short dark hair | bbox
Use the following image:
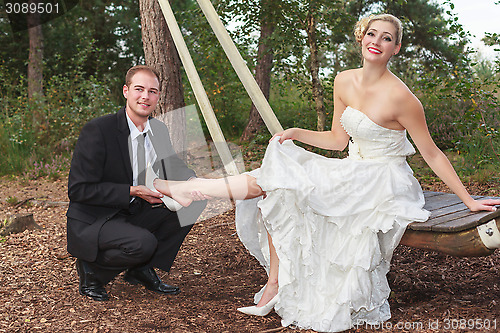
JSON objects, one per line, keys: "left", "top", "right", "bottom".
{"left": 125, "top": 65, "right": 161, "bottom": 88}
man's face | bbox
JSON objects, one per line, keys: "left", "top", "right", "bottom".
{"left": 123, "top": 70, "right": 160, "bottom": 121}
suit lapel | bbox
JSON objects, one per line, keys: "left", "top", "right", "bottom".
{"left": 116, "top": 107, "right": 133, "bottom": 184}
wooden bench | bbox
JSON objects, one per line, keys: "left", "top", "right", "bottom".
{"left": 400, "top": 191, "right": 500, "bottom": 257}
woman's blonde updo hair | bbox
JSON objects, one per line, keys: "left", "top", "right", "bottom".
{"left": 354, "top": 14, "right": 403, "bottom": 46}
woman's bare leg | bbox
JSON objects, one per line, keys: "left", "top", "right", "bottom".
{"left": 256, "top": 231, "right": 279, "bottom": 307}
{"left": 155, "top": 175, "right": 279, "bottom": 306}
{"left": 153, "top": 174, "right": 263, "bottom": 206}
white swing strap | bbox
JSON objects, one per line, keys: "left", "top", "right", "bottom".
{"left": 157, "top": 0, "right": 240, "bottom": 176}
{"left": 195, "top": 0, "right": 283, "bottom": 135}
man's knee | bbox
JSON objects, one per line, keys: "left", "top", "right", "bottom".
{"left": 100, "top": 230, "right": 158, "bottom": 267}
{"left": 125, "top": 231, "right": 158, "bottom": 264}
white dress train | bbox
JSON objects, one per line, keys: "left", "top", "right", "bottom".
{"left": 235, "top": 106, "right": 430, "bottom": 332}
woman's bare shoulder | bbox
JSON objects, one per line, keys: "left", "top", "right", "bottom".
{"left": 389, "top": 77, "right": 423, "bottom": 116}
{"left": 385, "top": 73, "right": 416, "bottom": 101}
{"left": 335, "top": 68, "right": 360, "bottom": 83}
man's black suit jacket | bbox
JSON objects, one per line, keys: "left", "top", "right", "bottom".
{"left": 66, "top": 107, "right": 196, "bottom": 262}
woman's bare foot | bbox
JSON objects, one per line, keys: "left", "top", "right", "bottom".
{"left": 153, "top": 179, "right": 194, "bottom": 207}
{"left": 256, "top": 281, "right": 278, "bottom": 307}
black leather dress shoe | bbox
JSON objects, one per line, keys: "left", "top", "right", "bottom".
{"left": 124, "top": 267, "right": 180, "bottom": 295}
{"left": 76, "top": 259, "right": 109, "bottom": 301}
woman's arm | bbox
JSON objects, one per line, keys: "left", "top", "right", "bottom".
{"left": 396, "top": 90, "right": 500, "bottom": 212}
{"left": 272, "top": 73, "right": 350, "bottom": 151}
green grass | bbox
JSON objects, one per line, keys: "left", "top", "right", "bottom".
{"left": 5, "top": 196, "right": 19, "bottom": 206}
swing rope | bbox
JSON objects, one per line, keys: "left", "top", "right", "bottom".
{"left": 157, "top": 0, "right": 240, "bottom": 176}
{"left": 157, "top": 0, "right": 283, "bottom": 177}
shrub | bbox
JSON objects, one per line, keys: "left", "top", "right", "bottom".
{"left": 0, "top": 65, "right": 119, "bottom": 176}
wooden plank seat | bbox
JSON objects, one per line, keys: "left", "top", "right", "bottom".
{"left": 400, "top": 191, "right": 500, "bottom": 257}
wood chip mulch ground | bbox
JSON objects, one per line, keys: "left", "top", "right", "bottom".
{"left": 0, "top": 176, "right": 499, "bottom": 333}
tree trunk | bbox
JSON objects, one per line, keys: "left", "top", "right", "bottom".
{"left": 139, "top": 0, "right": 187, "bottom": 159}
{"left": 0, "top": 214, "right": 42, "bottom": 236}
{"left": 306, "top": 11, "right": 326, "bottom": 131}
{"left": 239, "top": 0, "right": 275, "bottom": 142}
{"left": 27, "top": 0, "right": 44, "bottom": 129}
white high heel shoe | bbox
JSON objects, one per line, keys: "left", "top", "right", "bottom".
{"left": 237, "top": 294, "right": 279, "bottom": 316}
{"left": 145, "top": 163, "right": 183, "bottom": 211}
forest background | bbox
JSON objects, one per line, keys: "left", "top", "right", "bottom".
{"left": 0, "top": 0, "right": 499, "bottom": 185}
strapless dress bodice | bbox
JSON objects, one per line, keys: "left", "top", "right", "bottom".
{"left": 340, "top": 106, "right": 415, "bottom": 161}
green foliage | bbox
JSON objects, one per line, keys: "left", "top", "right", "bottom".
{"left": 405, "top": 1, "right": 500, "bottom": 174}
{"left": 407, "top": 62, "right": 500, "bottom": 175}
{"left": 177, "top": 1, "right": 251, "bottom": 138}
{"left": 0, "top": 0, "right": 498, "bottom": 181}
{"left": 271, "top": 79, "right": 319, "bottom": 130}
{"left": 0, "top": 1, "right": 123, "bottom": 177}
{"left": 216, "top": 0, "right": 465, "bottom": 133}
{"left": 0, "top": 1, "right": 143, "bottom": 104}
{"left": 0, "top": 5, "right": 29, "bottom": 90}
{"left": 6, "top": 196, "right": 19, "bottom": 206}
{"left": 179, "top": 0, "right": 499, "bottom": 172}
{"left": 0, "top": 62, "right": 119, "bottom": 176}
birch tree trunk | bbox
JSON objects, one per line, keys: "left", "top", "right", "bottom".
{"left": 139, "top": 0, "right": 187, "bottom": 158}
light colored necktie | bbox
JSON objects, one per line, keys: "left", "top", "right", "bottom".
{"left": 137, "top": 133, "right": 146, "bottom": 185}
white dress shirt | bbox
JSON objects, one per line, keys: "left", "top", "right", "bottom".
{"left": 126, "top": 113, "right": 157, "bottom": 186}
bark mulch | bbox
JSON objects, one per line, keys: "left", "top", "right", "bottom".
{"left": 0, "top": 176, "right": 499, "bottom": 332}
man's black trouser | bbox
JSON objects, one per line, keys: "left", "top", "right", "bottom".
{"left": 84, "top": 198, "right": 206, "bottom": 284}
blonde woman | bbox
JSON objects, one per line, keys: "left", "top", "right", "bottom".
{"left": 154, "top": 14, "right": 500, "bottom": 332}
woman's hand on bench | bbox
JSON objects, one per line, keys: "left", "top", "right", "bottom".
{"left": 467, "top": 198, "right": 500, "bottom": 212}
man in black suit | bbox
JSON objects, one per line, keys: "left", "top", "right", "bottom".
{"left": 67, "top": 65, "right": 206, "bottom": 301}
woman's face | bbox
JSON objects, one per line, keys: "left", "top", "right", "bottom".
{"left": 361, "top": 20, "right": 401, "bottom": 64}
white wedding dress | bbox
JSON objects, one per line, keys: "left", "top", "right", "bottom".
{"left": 235, "top": 106, "right": 430, "bottom": 332}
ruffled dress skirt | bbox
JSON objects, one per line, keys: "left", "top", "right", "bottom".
{"left": 235, "top": 138, "right": 430, "bottom": 332}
